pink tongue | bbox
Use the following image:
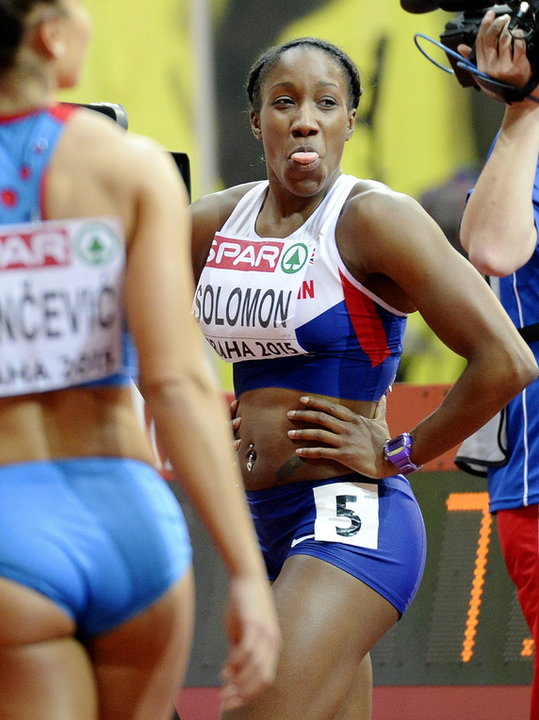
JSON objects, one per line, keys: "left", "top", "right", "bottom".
{"left": 291, "top": 151, "right": 319, "bottom": 165}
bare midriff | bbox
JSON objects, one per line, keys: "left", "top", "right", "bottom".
{"left": 236, "top": 386, "right": 378, "bottom": 491}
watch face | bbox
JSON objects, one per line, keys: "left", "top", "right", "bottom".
{"left": 385, "top": 434, "right": 410, "bottom": 456}
{"left": 384, "top": 434, "right": 420, "bottom": 473}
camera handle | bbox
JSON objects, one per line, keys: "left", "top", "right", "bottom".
{"left": 414, "top": 32, "right": 539, "bottom": 103}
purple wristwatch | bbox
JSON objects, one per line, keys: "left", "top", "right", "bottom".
{"left": 383, "top": 432, "right": 422, "bottom": 474}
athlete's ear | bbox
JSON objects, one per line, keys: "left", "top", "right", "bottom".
{"left": 345, "top": 109, "right": 356, "bottom": 141}
{"left": 32, "top": 12, "right": 67, "bottom": 60}
{"left": 250, "top": 111, "right": 262, "bottom": 141}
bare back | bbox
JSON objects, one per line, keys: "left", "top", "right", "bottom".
{"left": 0, "top": 108, "right": 170, "bottom": 467}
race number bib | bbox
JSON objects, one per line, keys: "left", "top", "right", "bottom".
{"left": 0, "top": 216, "right": 124, "bottom": 396}
{"left": 313, "top": 481, "right": 380, "bottom": 549}
{"left": 194, "top": 233, "right": 315, "bottom": 362}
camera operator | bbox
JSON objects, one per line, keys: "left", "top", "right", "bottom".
{"left": 458, "top": 11, "right": 539, "bottom": 720}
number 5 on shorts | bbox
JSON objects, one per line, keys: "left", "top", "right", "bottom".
{"left": 313, "top": 482, "right": 380, "bottom": 549}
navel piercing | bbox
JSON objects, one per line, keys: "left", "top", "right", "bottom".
{"left": 246, "top": 443, "right": 257, "bottom": 472}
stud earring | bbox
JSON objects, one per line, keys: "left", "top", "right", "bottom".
{"left": 53, "top": 43, "right": 66, "bottom": 58}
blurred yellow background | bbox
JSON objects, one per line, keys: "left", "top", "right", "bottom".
{"left": 61, "top": 0, "right": 474, "bottom": 388}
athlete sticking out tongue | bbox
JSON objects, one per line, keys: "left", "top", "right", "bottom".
{"left": 190, "top": 36, "right": 537, "bottom": 720}
{"left": 291, "top": 149, "right": 319, "bottom": 167}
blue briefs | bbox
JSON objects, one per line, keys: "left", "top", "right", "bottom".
{"left": 0, "top": 457, "right": 192, "bottom": 637}
{"left": 246, "top": 473, "right": 426, "bottom": 615}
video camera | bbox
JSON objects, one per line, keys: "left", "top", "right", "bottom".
{"left": 401, "top": 1, "right": 539, "bottom": 102}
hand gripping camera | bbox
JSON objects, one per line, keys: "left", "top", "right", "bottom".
{"left": 401, "top": 1, "right": 539, "bottom": 102}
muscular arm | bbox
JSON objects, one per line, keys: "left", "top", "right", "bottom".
{"left": 459, "top": 103, "right": 539, "bottom": 276}
{"left": 122, "top": 138, "right": 279, "bottom": 705}
{"left": 459, "top": 11, "right": 539, "bottom": 276}
{"left": 123, "top": 142, "right": 260, "bottom": 575}
{"left": 331, "top": 188, "right": 539, "bottom": 475}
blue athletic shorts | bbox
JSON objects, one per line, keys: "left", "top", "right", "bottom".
{"left": 246, "top": 474, "right": 426, "bottom": 615}
{"left": 0, "top": 457, "right": 192, "bottom": 637}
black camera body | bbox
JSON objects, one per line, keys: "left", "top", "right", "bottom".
{"left": 441, "top": 3, "right": 539, "bottom": 92}
{"left": 403, "top": 0, "right": 539, "bottom": 101}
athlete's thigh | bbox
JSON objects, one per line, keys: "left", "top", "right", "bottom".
{"left": 0, "top": 578, "right": 97, "bottom": 720}
{"left": 273, "top": 553, "right": 397, "bottom": 681}
{"left": 0, "top": 577, "right": 75, "bottom": 644}
{"left": 222, "top": 554, "right": 398, "bottom": 720}
{"left": 90, "top": 571, "right": 195, "bottom": 720}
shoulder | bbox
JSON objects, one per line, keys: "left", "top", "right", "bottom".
{"left": 337, "top": 177, "right": 453, "bottom": 279}
{"left": 48, "top": 108, "right": 187, "bottom": 228}
{"left": 190, "top": 182, "right": 262, "bottom": 278}
{"left": 60, "top": 108, "right": 181, "bottom": 189}
{"left": 60, "top": 106, "right": 131, "bottom": 157}
{"left": 340, "top": 178, "right": 440, "bottom": 251}
{"left": 191, "top": 181, "right": 262, "bottom": 232}
{"left": 342, "top": 178, "right": 425, "bottom": 227}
